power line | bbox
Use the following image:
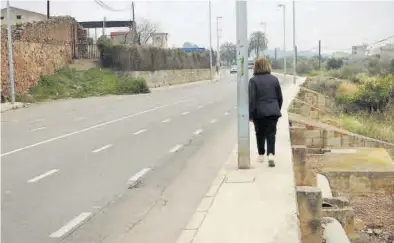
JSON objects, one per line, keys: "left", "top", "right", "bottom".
{"left": 94, "top": 0, "right": 128, "bottom": 12}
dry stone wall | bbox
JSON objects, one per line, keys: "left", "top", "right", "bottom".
{"left": 1, "top": 16, "right": 82, "bottom": 100}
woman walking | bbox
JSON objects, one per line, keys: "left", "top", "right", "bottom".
{"left": 249, "top": 58, "right": 283, "bottom": 167}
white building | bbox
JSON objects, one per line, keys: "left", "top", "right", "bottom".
{"left": 0, "top": 6, "right": 47, "bottom": 26}
{"left": 152, "top": 33, "right": 168, "bottom": 48}
{"left": 351, "top": 44, "right": 368, "bottom": 57}
{"left": 379, "top": 43, "right": 394, "bottom": 59}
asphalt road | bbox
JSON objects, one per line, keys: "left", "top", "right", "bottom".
{"left": 1, "top": 71, "right": 292, "bottom": 243}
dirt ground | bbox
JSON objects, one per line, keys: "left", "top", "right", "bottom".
{"left": 306, "top": 154, "right": 394, "bottom": 243}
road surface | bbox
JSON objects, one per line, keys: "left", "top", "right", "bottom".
{"left": 1, "top": 71, "right": 291, "bottom": 243}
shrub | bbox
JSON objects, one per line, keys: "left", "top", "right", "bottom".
{"left": 30, "top": 68, "right": 150, "bottom": 101}
{"left": 116, "top": 77, "right": 150, "bottom": 94}
{"left": 326, "top": 58, "right": 344, "bottom": 70}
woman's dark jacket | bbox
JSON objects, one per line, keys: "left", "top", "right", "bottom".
{"left": 249, "top": 74, "right": 283, "bottom": 120}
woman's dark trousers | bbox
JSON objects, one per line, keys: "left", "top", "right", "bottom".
{"left": 253, "top": 116, "right": 279, "bottom": 155}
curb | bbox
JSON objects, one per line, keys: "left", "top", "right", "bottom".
{"left": 175, "top": 147, "right": 236, "bottom": 243}
{"left": 1, "top": 102, "right": 26, "bottom": 113}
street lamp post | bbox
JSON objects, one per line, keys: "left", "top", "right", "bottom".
{"left": 236, "top": 0, "right": 250, "bottom": 169}
{"left": 216, "top": 16, "right": 222, "bottom": 77}
{"left": 208, "top": 0, "right": 213, "bottom": 81}
{"left": 260, "top": 22, "right": 267, "bottom": 58}
{"left": 278, "top": 4, "right": 286, "bottom": 80}
{"left": 6, "top": 0, "right": 15, "bottom": 104}
{"left": 292, "top": 0, "right": 296, "bottom": 84}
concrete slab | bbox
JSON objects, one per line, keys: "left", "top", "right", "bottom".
{"left": 192, "top": 110, "right": 301, "bottom": 243}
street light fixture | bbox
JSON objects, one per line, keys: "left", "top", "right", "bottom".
{"left": 208, "top": 0, "right": 213, "bottom": 81}
{"left": 216, "top": 16, "right": 222, "bottom": 76}
{"left": 277, "top": 3, "right": 286, "bottom": 80}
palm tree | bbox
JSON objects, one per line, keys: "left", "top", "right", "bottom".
{"left": 249, "top": 31, "right": 268, "bottom": 59}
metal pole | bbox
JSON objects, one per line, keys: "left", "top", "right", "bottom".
{"left": 6, "top": 0, "right": 15, "bottom": 104}
{"left": 236, "top": 0, "right": 250, "bottom": 169}
{"left": 102, "top": 17, "right": 106, "bottom": 37}
{"left": 292, "top": 0, "right": 296, "bottom": 84}
{"left": 216, "top": 16, "right": 222, "bottom": 76}
{"left": 282, "top": 5, "right": 287, "bottom": 79}
{"left": 47, "top": 0, "right": 50, "bottom": 19}
{"left": 208, "top": 0, "right": 213, "bottom": 81}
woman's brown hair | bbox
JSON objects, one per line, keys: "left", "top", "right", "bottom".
{"left": 253, "top": 58, "right": 272, "bottom": 75}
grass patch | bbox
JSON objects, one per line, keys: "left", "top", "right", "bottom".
{"left": 336, "top": 108, "right": 394, "bottom": 143}
{"left": 27, "top": 68, "right": 150, "bottom": 102}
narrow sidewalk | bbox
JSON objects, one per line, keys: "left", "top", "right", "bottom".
{"left": 175, "top": 79, "right": 304, "bottom": 243}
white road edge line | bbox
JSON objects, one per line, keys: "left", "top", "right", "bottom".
{"left": 182, "top": 111, "right": 190, "bottom": 115}
{"left": 210, "top": 119, "right": 217, "bottom": 124}
{"left": 127, "top": 168, "right": 151, "bottom": 188}
{"left": 162, "top": 119, "right": 171, "bottom": 123}
{"left": 31, "top": 118, "right": 44, "bottom": 123}
{"left": 73, "top": 117, "right": 86, "bottom": 121}
{"left": 1, "top": 99, "right": 192, "bottom": 157}
{"left": 49, "top": 212, "right": 92, "bottom": 238}
{"left": 27, "top": 169, "right": 59, "bottom": 183}
{"left": 133, "top": 129, "right": 147, "bottom": 135}
{"left": 92, "top": 144, "right": 113, "bottom": 153}
{"left": 169, "top": 144, "right": 183, "bottom": 153}
{"left": 197, "top": 105, "right": 204, "bottom": 109}
{"left": 224, "top": 112, "right": 229, "bottom": 116}
{"left": 31, "top": 127, "right": 47, "bottom": 132}
{"left": 194, "top": 129, "right": 203, "bottom": 135}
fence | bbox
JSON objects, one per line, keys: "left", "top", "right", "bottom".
{"left": 74, "top": 43, "right": 100, "bottom": 59}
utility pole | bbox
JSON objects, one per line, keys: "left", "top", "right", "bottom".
{"left": 102, "top": 16, "right": 106, "bottom": 37}
{"left": 292, "top": 0, "right": 296, "bottom": 84}
{"left": 318, "top": 40, "right": 321, "bottom": 70}
{"left": 6, "top": 0, "right": 15, "bottom": 104}
{"left": 236, "top": 0, "right": 250, "bottom": 169}
{"left": 278, "top": 3, "right": 286, "bottom": 78}
{"left": 274, "top": 48, "right": 277, "bottom": 60}
{"left": 216, "top": 16, "right": 222, "bottom": 76}
{"left": 208, "top": 0, "right": 213, "bottom": 81}
{"left": 47, "top": 0, "right": 50, "bottom": 19}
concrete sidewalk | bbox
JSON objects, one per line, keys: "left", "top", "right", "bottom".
{"left": 175, "top": 79, "right": 305, "bottom": 243}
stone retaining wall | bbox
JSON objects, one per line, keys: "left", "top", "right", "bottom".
{"left": 123, "top": 68, "right": 213, "bottom": 88}
{"left": 322, "top": 171, "right": 394, "bottom": 196}
{"left": 1, "top": 17, "right": 83, "bottom": 100}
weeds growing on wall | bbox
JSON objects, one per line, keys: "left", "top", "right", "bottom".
{"left": 97, "top": 40, "right": 216, "bottom": 71}
{"left": 18, "top": 67, "right": 150, "bottom": 102}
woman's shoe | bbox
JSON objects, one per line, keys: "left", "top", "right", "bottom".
{"left": 257, "top": 155, "right": 265, "bottom": 163}
{"left": 268, "top": 154, "right": 275, "bottom": 167}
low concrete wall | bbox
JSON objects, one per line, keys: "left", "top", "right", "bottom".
{"left": 322, "top": 171, "right": 394, "bottom": 196}
{"left": 126, "top": 68, "right": 213, "bottom": 88}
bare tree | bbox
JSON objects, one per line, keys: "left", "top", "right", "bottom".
{"left": 220, "top": 42, "right": 237, "bottom": 66}
{"left": 136, "top": 18, "right": 158, "bottom": 45}
{"left": 249, "top": 31, "right": 268, "bottom": 58}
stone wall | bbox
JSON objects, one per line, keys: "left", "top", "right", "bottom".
{"left": 123, "top": 68, "right": 214, "bottom": 88}
{"left": 322, "top": 171, "right": 394, "bottom": 196}
{"left": 1, "top": 16, "right": 82, "bottom": 100}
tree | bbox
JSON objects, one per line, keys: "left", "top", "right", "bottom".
{"left": 220, "top": 42, "right": 237, "bottom": 66}
{"left": 248, "top": 31, "right": 268, "bottom": 58}
{"left": 183, "top": 42, "right": 199, "bottom": 48}
{"left": 390, "top": 59, "right": 394, "bottom": 74}
{"left": 326, "top": 58, "right": 344, "bottom": 70}
{"left": 136, "top": 18, "right": 158, "bottom": 45}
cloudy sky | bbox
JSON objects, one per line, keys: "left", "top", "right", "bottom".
{"left": 1, "top": 0, "right": 393, "bottom": 53}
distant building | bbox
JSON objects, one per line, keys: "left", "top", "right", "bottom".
{"left": 379, "top": 43, "right": 394, "bottom": 59}
{"left": 351, "top": 44, "right": 368, "bottom": 57}
{"left": 331, "top": 51, "right": 349, "bottom": 59}
{"left": 152, "top": 33, "right": 168, "bottom": 48}
{"left": 110, "top": 31, "right": 134, "bottom": 44}
{"left": 0, "top": 6, "right": 46, "bottom": 26}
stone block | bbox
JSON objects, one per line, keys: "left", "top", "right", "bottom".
{"left": 296, "top": 186, "right": 322, "bottom": 243}
{"left": 292, "top": 145, "right": 316, "bottom": 186}
{"left": 290, "top": 126, "right": 306, "bottom": 146}
{"left": 322, "top": 207, "right": 355, "bottom": 241}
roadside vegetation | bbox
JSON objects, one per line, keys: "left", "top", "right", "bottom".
{"left": 298, "top": 56, "right": 394, "bottom": 143}
{"left": 17, "top": 67, "right": 150, "bottom": 102}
